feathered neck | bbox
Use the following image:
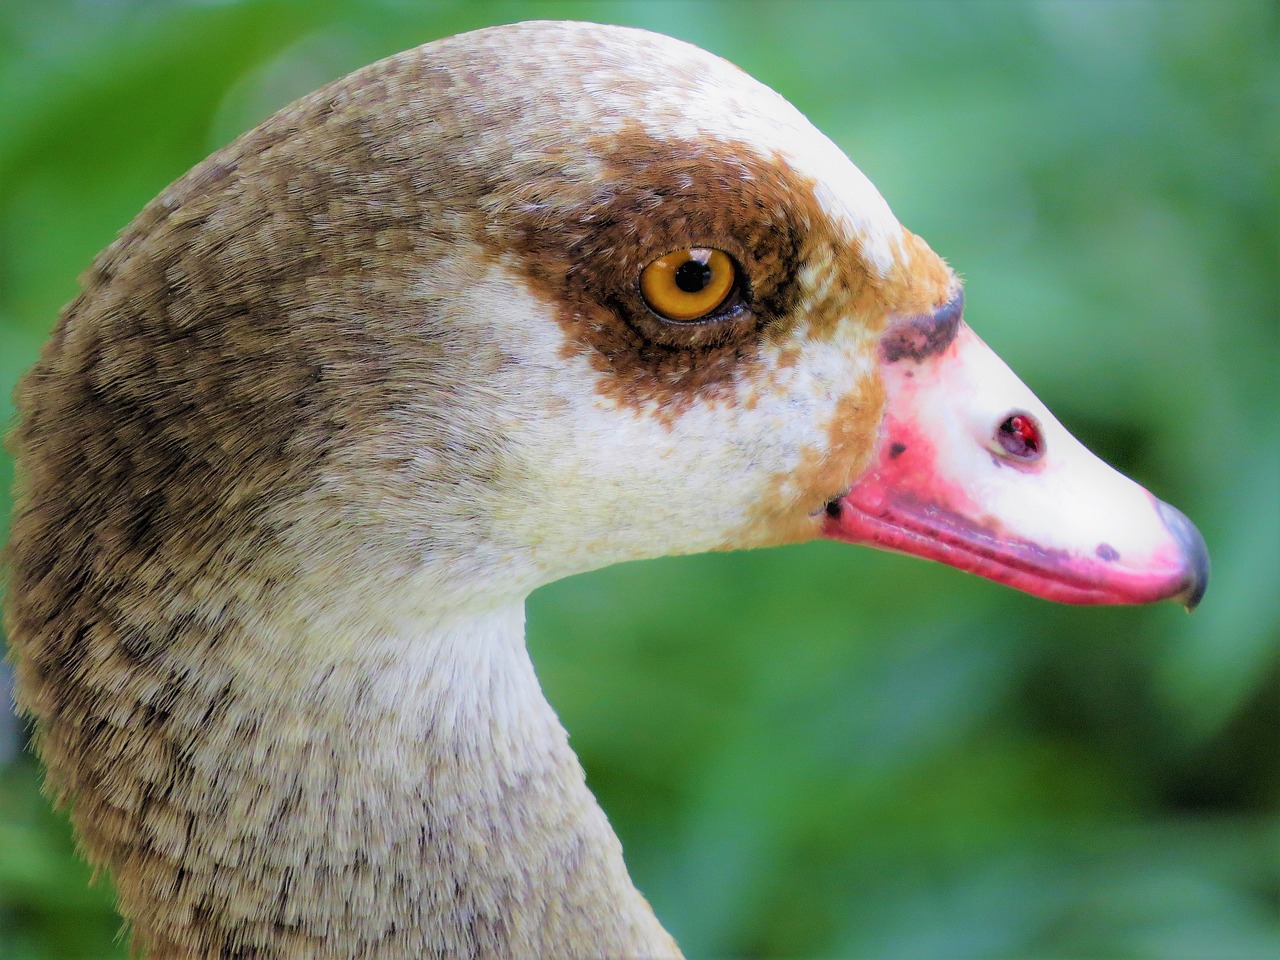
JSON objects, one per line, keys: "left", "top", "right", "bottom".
{"left": 50, "top": 598, "right": 681, "bottom": 959}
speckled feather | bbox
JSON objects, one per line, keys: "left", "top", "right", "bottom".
{"left": 5, "top": 21, "right": 953, "bottom": 960}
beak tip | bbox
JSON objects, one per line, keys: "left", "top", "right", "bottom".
{"left": 1157, "top": 499, "right": 1209, "bottom": 611}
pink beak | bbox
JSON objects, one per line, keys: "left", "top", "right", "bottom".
{"left": 822, "top": 292, "right": 1209, "bottom": 610}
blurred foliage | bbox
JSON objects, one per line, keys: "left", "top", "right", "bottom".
{"left": 0, "top": 1, "right": 1277, "bottom": 958}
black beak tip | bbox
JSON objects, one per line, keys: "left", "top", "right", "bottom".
{"left": 1157, "top": 499, "right": 1210, "bottom": 611}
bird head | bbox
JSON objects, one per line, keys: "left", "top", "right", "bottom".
{"left": 339, "top": 21, "right": 1204, "bottom": 611}
{"left": 16, "top": 21, "right": 1205, "bottom": 627}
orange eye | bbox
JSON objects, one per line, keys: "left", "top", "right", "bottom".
{"left": 640, "top": 248, "right": 736, "bottom": 321}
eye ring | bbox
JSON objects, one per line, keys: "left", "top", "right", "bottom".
{"left": 640, "top": 248, "right": 738, "bottom": 322}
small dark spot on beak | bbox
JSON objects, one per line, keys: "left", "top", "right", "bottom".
{"left": 889, "top": 442, "right": 906, "bottom": 459}
{"left": 1095, "top": 543, "right": 1120, "bottom": 562}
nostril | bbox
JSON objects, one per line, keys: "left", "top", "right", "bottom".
{"left": 996, "top": 412, "right": 1044, "bottom": 462}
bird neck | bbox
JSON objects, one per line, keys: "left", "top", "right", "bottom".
{"left": 106, "top": 600, "right": 681, "bottom": 959}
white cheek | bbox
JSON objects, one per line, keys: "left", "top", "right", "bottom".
{"left": 525, "top": 315, "right": 878, "bottom": 570}
{"left": 427, "top": 262, "right": 868, "bottom": 578}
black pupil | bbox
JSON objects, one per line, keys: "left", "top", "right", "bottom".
{"left": 674, "top": 258, "right": 713, "bottom": 293}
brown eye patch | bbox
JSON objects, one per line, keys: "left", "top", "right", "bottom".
{"left": 489, "top": 121, "right": 840, "bottom": 414}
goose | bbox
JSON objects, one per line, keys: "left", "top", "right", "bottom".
{"left": 4, "top": 20, "right": 1208, "bottom": 960}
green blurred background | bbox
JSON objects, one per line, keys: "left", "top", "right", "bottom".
{"left": 1, "top": 1, "right": 1276, "bottom": 957}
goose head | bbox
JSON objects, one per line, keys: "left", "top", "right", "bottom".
{"left": 221, "top": 19, "right": 1199, "bottom": 615}
{"left": 6, "top": 19, "right": 1207, "bottom": 959}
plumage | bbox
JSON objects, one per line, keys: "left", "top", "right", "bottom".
{"left": 4, "top": 20, "right": 1206, "bottom": 960}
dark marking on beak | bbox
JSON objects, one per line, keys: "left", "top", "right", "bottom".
{"left": 880, "top": 289, "right": 964, "bottom": 363}
{"left": 1157, "top": 500, "right": 1210, "bottom": 610}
